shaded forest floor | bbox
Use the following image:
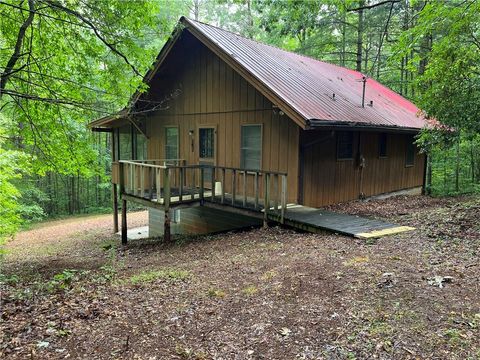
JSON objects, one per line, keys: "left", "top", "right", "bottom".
{"left": 1, "top": 195, "right": 480, "bottom": 359}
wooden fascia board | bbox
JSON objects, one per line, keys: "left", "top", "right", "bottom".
{"left": 184, "top": 24, "right": 307, "bottom": 130}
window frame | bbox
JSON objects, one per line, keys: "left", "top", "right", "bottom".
{"left": 378, "top": 133, "right": 388, "bottom": 158}
{"left": 336, "top": 131, "right": 354, "bottom": 161}
{"left": 164, "top": 125, "right": 179, "bottom": 160}
{"left": 405, "top": 135, "right": 415, "bottom": 167}
{"left": 240, "top": 124, "right": 263, "bottom": 171}
{"left": 198, "top": 125, "right": 216, "bottom": 162}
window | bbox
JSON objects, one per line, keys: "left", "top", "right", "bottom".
{"left": 241, "top": 125, "right": 262, "bottom": 170}
{"left": 134, "top": 123, "right": 147, "bottom": 160}
{"left": 117, "top": 124, "right": 147, "bottom": 160}
{"left": 379, "top": 133, "right": 387, "bottom": 158}
{"left": 405, "top": 135, "right": 415, "bottom": 166}
{"left": 118, "top": 125, "right": 132, "bottom": 160}
{"left": 199, "top": 128, "right": 215, "bottom": 159}
{"left": 337, "top": 131, "right": 354, "bottom": 160}
{"left": 165, "top": 127, "right": 179, "bottom": 160}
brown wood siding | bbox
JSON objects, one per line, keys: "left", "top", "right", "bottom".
{"left": 301, "top": 130, "right": 425, "bottom": 207}
{"left": 142, "top": 34, "right": 300, "bottom": 203}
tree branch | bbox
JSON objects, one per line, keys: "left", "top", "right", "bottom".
{"left": 0, "top": 0, "right": 35, "bottom": 98}
{"left": 348, "top": 0, "right": 400, "bottom": 12}
{"left": 43, "top": 0, "right": 142, "bottom": 77}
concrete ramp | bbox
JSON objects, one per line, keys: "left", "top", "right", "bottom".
{"left": 273, "top": 205, "right": 414, "bottom": 239}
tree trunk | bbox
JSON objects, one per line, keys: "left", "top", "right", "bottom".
{"left": 356, "top": 1, "right": 365, "bottom": 72}
{"left": 455, "top": 135, "right": 460, "bottom": 192}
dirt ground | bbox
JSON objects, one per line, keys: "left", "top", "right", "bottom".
{"left": 1, "top": 195, "right": 479, "bottom": 359}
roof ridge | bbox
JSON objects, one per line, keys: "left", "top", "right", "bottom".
{"left": 183, "top": 17, "right": 368, "bottom": 79}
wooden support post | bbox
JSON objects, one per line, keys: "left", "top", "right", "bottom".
{"left": 164, "top": 209, "right": 171, "bottom": 242}
{"left": 264, "top": 173, "right": 270, "bottom": 228}
{"left": 121, "top": 198, "right": 127, "bottom": 245}
{"left": 112, "top": 183, "right": 119, "bottom": 233}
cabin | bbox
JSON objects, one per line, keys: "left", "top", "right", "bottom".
{"left": 89, "top": 17, "right": 427, "bottom": 243}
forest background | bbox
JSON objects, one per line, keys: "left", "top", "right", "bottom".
{"left": 1, "top": 0, "right": 479, "bottom": 246}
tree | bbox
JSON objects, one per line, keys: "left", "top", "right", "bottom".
{"left": 0, "top": 0, "right": 188, "bottom": 219}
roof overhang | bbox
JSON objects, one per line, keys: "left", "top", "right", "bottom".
{"left": 88, "top": 109, "right": 128, "bottom": 129}
{"left": 307, "top": 119, "right": 423, "bottom": 133}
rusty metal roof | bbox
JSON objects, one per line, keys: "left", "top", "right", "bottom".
{"left": 184, "top": 18, "right": 426, "bottom": 130}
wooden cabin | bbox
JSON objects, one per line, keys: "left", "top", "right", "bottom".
{"left": 89, "top": 17, "right": 427, "bottom": 242}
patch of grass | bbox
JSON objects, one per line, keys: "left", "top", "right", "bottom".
{"left": 207, "top": 288, "right": 226, "bottom": 298}
{"left": 444, "top": 328, "right": 464, "bottom": 345}
{"left": 261, "top": 270, "right": 277, "bottom": 281}
{"left": 343, "top": 256, "right": 369, "bottom": 267}
{"left": 126, "top": 268, "right": 191, "bottom": 285}
{"left": 242, "top": 285, "right": 258, "bottom": 296}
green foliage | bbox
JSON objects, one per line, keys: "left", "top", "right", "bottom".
{"left": 45, "top": 269, "right": 79, "bottom": 293}
{"left": 399, "top": 1, "right": 480, "bottom": 133}
{"left": 0, "top": 0, "right": 188, "bottom": 224}
{"left": 0, "top": 127, "right": 29, "bottom": 253}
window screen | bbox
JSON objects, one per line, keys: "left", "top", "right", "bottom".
{"left": 337, "top": 131, "right": 354, "bottom": 160}
{"left": 379, "top": 133, "right": 387, "bottom": 158}
{"left": 199, "top": 128, "right": 215, "bottom": 159}
{"left": 165, "top": 127, "right": 179, "bottom": 160}
{"left": 405, "top": 135, "right": 415, "bottom": 166}
{"left": 241, "top": 125, "right": 262, "bottom": 170}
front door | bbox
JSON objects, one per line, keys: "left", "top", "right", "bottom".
{"left": 198, "top": 126, "right": 216, "bottom": 188}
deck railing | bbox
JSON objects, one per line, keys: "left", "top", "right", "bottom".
{"left": 118, "top": 161, "right": 287, "bottom": 223}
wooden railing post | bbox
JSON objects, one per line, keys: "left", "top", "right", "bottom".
{"left": 254, "top": 172, "right": 259, "bottom": 210}
{"left": 200, "top": 166, "right": 205, "bottom": 203}
{"left": 221, "top": 168, "right": 225, "bottom": 204}
{"left": 281, "top": 175, "right": 287, "bottom": 224}
{"left": 119, "top": 161, "right": 127, "bottom": 245}
{"left": 264, "top": 173, "right": 270, "bottom": 227}
{"left": 140, "top": 163, "right": 145, "bottom": 198}
{"left": 242, "top": 170, "right": 247, "bottom": 207}
{"left": 156, "top": 168, "right": 161, "bottom": 202}
{"left": 232, "top": 169, "right": 237, "bottom": 206}
{"left": 211, "top": 166, "right": 215, "bottom": 202}
{"left": 179, "top": 167, "right": 184, "bottom": 202}
{"left": 163, "top": 167, "right": 171, "bottom": 210}
{"left": 163, "top": 167, "right": 171, "bottom": 242}
{"left": 273, "top": 174, "right": 279, "bottom": 213}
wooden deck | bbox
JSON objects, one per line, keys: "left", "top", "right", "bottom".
{"left": 114, "top": 160, "right": 414, "bottom": 243}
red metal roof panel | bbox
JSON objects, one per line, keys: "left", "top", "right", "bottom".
{"left": 185, "top": 18, "right": 426, "bottom": 130}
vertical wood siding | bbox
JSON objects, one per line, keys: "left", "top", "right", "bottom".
{"left": 301, "top": 130, "right": 425, "bottom": 207}
{"left": 142, "top": 34, "right": 300, "bottom": 203}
